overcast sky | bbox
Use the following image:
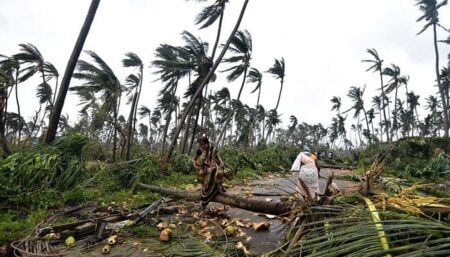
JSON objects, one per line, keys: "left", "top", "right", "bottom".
{"left": 1, "top": 0, "right": 450, "bottom": 130}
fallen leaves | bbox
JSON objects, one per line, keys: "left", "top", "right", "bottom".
{"left": 251, "top": 221, "right": 270, "bottom": 231}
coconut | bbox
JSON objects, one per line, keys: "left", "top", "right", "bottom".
{"left": 160, "top": 229, "right": 172, "bottom": 242}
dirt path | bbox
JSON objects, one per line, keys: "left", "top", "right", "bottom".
{"left": 208, "top": 168, "right": 358, "bottom": 255}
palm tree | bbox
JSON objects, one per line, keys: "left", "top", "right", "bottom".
{"left": 123, "top": 52, "right": 144, "bottom": 160}
{"left": 247, "top": 67, "right": 262, "bottom": 145}
{"left": 383, "top": 64, "right": 408, "bottom": 140}
{"left": 194, "top": 0, "right": 228, "bottom": 60}
{"left": 265, "top": 109, "right": 281, "bottom": 142}
{"left": 346, "top": 86, "right": 370, "bottom": 142}
{"left": 216, "top": 29, "right": 253, "bottom": 145}
{"left": 71, "top": 50, "right": 122, "bottom": 161}
{"left": 330, "top": 96, "right": 342, "bottom": 115}
{"left": 166, "top": 0, "right": 250, "bottom": 159}
{"left": 415, "top": 0, "right": 449, "bottom": 136}
{"left": 139, "top": 105, "right": 151, "bottom": 141}
{"left": 266, "top": 57, "right": 286, "bottom": 111}
{"left": 0, "top": 56, "right": 22, "bottom": 143}
{"left": 407, "top": 91, "right": 421, "bottom": 135}
{"left": 45, "top": 0, "right": 101, "bottom": 144}
{"left": 362, "top": 48, "right": 390, "bottom": 141}
{"left": 425, "top": 95, "right": 442, "bottom": 136}
{"left": 0, "top": 67, "right": 12, "bottom": 156}
{"left": 289, "top": 115, "right": 298, "bottom": 130}
{"left": 158, "top": 90, "right": 179, "bottom": 153}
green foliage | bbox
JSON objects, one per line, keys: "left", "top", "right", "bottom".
{"left": 220, "top": 146, "right": 256, "bottom": 171}
{"left": 0, "top": 210, "right": 48, "bottom": 245}
{"left": 253, "top": 146, "right": 290, "bottom": 172}
{"left": 136, "top": 154, "right": 164, "bottom": 184}
{"left": 428, "top": 154, "right": 450, "bottom": 177}
{"left": 169, "top": 152, "right": 195, "bottom": 174}
{"left": 0, "top": 133, "right": 88, "bottom": 208}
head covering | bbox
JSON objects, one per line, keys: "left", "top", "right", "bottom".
{"left": 303, "top": 145, "right": 311, "bottom": 153}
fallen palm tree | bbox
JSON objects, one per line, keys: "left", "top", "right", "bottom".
{"left": 138, "top": 183, "right": 293, "bottom": 215}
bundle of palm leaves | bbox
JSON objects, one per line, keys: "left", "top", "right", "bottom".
{"left": 269, "top": 200, "right": 450, "bottom": 257}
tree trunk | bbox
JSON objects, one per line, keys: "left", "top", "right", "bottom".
{"left": 275, "top": 79, "right": 284, "bottom": 111}
{"left": 433, "top": 23, "right": 449, "bottom": 136}
{"left": 166, "top": 0, "right": 250, "bottom": 160}
{"left": 45, "top": 0, "right": 101, "bottom": 144}
{"left": 126, "top": 92, "right": 138, "bottom": 161}
{"left": 138, "top": 183, "right": 292, "bottom": 215}
{"left": 112, "top": 107, "right": 118, "bottom": 162}
{"left": 14, "top": 70, "right": 22, "bottom": 144}
{"left": 379, "top": 69, "right": 390, "bottom": 142}
{"left": 0, "top": 88, "right": 11, "bottom": 157}
{"left": 188, "top": 96, "right": 202, "bottom": 155}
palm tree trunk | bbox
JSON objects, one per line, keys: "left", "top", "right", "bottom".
{"left": 0, "top": 88, "right": 11, "bottom": 157}
{"left": 112, "top": 107, "right": 118, "bottom": 162}
{"left": 379, "top": 69, "right": 389, "bottom": 142}
{"left": 210, "top": 2, "right": 225, "bottom": 60}
{"left": 274, "top": 79, "right": 284, "bottom": 111}
{"left": 433, "top": 23, "right": 449, "bottom": 136}
{"left": 14, "top": 70, "right": 21, "bottom": 144}
{"left": 126, "top": 92, "right": 138, "bottom": 161}
{"left": 188, "top": 96, "right": 203, "bottom": 155}
{"left": 45, "top": 0, "right": 101, "bottom": 144}
{"left": 166, "top": 0, "right": 250, "bottom": 160}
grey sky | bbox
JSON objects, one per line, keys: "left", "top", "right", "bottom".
{"left": 1, "top": 0, "right": 449, "bottom": 130}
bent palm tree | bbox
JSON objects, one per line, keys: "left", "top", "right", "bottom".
{"left": 216, "top": 29, "right": 253, "bottom": 145}
{"left": 362, "top": 48, "right": 390, "bottom": 141}
{"left": 415, "top": 0, "right": 449, "bottom": 136}
{"left": 266, "top": 57, "right": 285, "bottom": 111}
{"left": 71, "top": 50, "right": 122, "bottom": 161}
{"left": 45, "top": 0, "right": 101, "bottom": 144}
{"left": 166, "top": 0, "right": 250, "bottom": 159}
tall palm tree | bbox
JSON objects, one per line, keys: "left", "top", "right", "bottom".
{"left": 266, "top": 57, "right": 286, "bottom": 111}
{"left": 362, "top": 48, "right": 390, "bottom": 141}
{"left": 415, "top": 0, "right": 449, "bottom": 136}
{"left": 216, "top": 29, "right": 253, "bottom": 145}
{"left": 0, "top": 56, "right": 22, "bottom": 143}
{"left": 45, "top": 0, "right": 101, "bottom": 144}
{"left": 71, "top": 50, "right": 122, "bottom": 161}
{"left": 407, "top": 91, "right": 421, "bottom": 135}
{"left": 0, "top": 67, "right": 12, "bottom": 156}
{"left": 123, "top": 52, "right": 144, "bottom": 160}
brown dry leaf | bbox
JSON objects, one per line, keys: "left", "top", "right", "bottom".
{"left": 236, "top": 241, "right": 251, "bottom": 255}
{"left": 267, "top": 175, "right": 275, "bottom": 179}
{"left": 236, "top": 228, "right": 246, "bottom": 237}
{"left": 198, "top": 219, "right": 208, "bottom": 228}
{"left": 252, "top": 221, "right": 270, "bottom": 231}
{"left": 234, "top": 220, "right": 246, "bottom": 227}
{"left": 204, "top": 231, "right": 213, "bottom": 241}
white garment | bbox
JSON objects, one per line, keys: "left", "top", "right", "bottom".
{"left": 291, "top": 152, "right": 319, "bottom": 197}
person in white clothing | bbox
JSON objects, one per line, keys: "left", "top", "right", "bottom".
{"left": 290, "top": 145, "right": 320, "bottom": 199}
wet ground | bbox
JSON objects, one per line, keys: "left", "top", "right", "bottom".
{"left": 209, "top": 168, "right": 358, "bottom": 255}
{"left": 62, "top": 168, "right": 357, "bottom": 256}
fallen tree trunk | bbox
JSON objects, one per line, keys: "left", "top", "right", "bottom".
{"left": 321, "top": 164, "right": 355, "bottom": 170}
{"left": 138, "top": 183, "right": 293, "bottom": 215}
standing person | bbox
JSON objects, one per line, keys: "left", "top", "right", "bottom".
{"left": 193, "top": 135, "right": 232, "bottom": 208}
{"left": 290, "top": 145, "right": 320, "bottom": 199}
